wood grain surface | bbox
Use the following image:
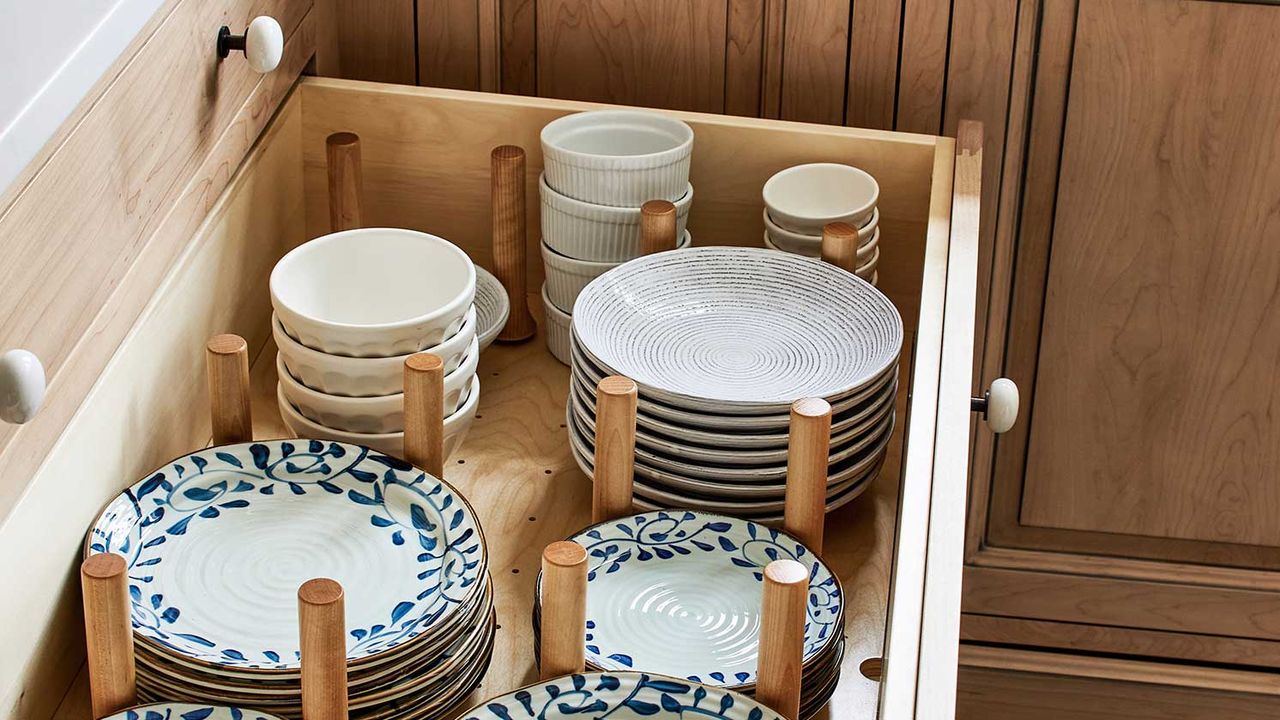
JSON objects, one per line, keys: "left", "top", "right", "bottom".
{"left": 778, "top": 0, "right": 850, "bottom": 125}
{"left": 329, "top": 0, "right": 418, "bottom": 83}
{"left": 846, "top": 0, "right": 901, "bottom": 130}
{"left": 418, "top": 0, "right": 482, "bottom": 90}
{"left": 896, "top": 0, "right": 951, "bottom": 134}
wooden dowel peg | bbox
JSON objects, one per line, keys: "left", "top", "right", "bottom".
{"left": 81, "top": 553, "right": 136, "bottom": 719}
{"left": 403, "top": 353, "right": 445, "bottom": 477}
{"left": 539, "top": 541, "right": 588, "bottom": 680}
{"left": 206, "top": 334, "right": 252, "bottom": 445}
{"left": 639, "top": 200, "right": 678, "bottom": 255}
{"left": 820, "top": 222, "right": 860, "bottom": 273}
{"left": 592, "top": 376, "right": 637, "bottom": 523}
{"left": 756, "top": 559, "right": 808, "bottom": 720}
{"left": 299, "top": 578, "right": 348, "bottom": 720}
{"left": 491, "top": 145, "right": 535, "bottom": 342}
{"left": 783, "top": 397, "right": 832, "bottom": 554}
{"left": 326, "top": 132, "right": 364, "bottom": 232}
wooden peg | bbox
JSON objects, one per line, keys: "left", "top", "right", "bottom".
{"left": 326, "top": 132, "right": 364, "bottom": 232}
{"left": 299, "top": 578, "right": 348, "bottom": 720}
{"left": 592, "top": 376, "right": 637, "bottom": 523}
{"left": 403, "top": 353, "right": 445, "bottom": 477}
{"left": 820, "top": 222, "right": 860, "bottom": 272}
{"left": 206, "top": 334, "right": 252, "bottom": 445}
{"left": 756, "top": 559, "right": 808, "bottom": 720}
{"left": 539, "top": 541, "right": 588, "bottom": 680}
{"left": 491, "top": 145, "right": 535, "bottom": 341}
{"left": 783, "top": 397, "right": 832, "bottom": 554}
{"left": 639, "top": 200, "right": 678, "bottom": 255}
{"left": 81, "top": 553, "right": 136, "bottom": 719}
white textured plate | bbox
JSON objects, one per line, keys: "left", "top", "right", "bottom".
{"left": 87, "top": 440, "right": 486, "bottom": 671}
{"left": 474, "top": 266, "right": 509, "bottom": 352}
{"left": 572, "top": 247, "right": 902, "bottom": 413}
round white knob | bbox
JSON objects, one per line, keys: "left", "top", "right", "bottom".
{"left": 1, "top": 349, "right": 46, "bottom": 425}
{"left": 245, "top": 16, "right": 283, "bottom": 73}
{"left": 984, "top": 378, "right": 1019, "bottom": 433}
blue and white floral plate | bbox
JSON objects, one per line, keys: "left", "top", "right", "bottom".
{"left": 535, "top": 511, "right": 843, "bottom": 690}
{"left": 87, "top": 440, "right": 488, "bottom": 673}
{"left": 458, "top": 672, "right": 783, "bottom": 720}
{"left": 105, "top": 704, "right": 284, "bottom": 720}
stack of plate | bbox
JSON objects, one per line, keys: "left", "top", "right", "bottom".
{"left": 532, "top": 512, "right": 843, "bottom": 719}
{"left": 539, "top": 109, "right": 695, "bottom": 364}
{"left": 566, "top": 246, "right": 902, "bottom": 520}
{"left": 272, "top": 228, "right": 506, "bottom": 458}
{"left": 86, "top": 440, "right": 493, "bottom": 720}
{"left": 762, "top": 163, "right": 881, "bottom": 284}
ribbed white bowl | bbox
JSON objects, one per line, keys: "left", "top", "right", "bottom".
{"left": 276, "top": 337, "right": 478, "bottom": 434}
{"left": 543, "top": 231, "right": 692, "bottom": 314}
{"left": 541, "top": 110, "right": 693, "bottom": 207}
{"left": 274, "top": 307, "right": 476, "bottom": 397}
{"left": 541, "top": 284, "right": 572, "bottom": 366}
{"left": 540, "top": 175, "right": 693, "bottom": 262}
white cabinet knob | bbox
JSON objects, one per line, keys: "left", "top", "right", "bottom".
{"left": 971, "top": 377, "right": 1019, "bottom": 434}
{"left": 1, "top": 349, "right": 46, "bottom": 425}
{"left": 217, "top": 16, "right": 284, "bottom": 73}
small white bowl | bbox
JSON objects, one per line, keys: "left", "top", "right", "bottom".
{"left": 856, "top": 246, "right": 881, "bottom": 281}
{"left": 540, "top": 174, "right": 693, "bottom": 262}
{"left": 762, "top": 163, "right": 880, "bottom": 234}
{"left": 278, "top": 377, "right": 481, "bottom": 460}
{"left": 274, "top": 307, "right": 477, "bottom": 397}
{"left": 762, "top": 206, "right": 877, "bottom": 251}
{"left": 763, "top": 218, "right": 879, "bottom": 260}
{"left": 271, "top": 228, "right": 476, "bottom": 357}
{"left": 762, "top": 229, "right": 880, "bottom": 268}
{"left": 542, "top": 231, "right": 692, "bottom": 314}
{"left": 276, "top": 336, "right": 478, "bottom": 434}
{"left": 541, "top": 284, "right": 572, "bottom": 366}
{"left": 474, "top": 266, "right": 510, "bottom": 352}
{"left": 541, "top": 110, "right": 694, "bottom": 207}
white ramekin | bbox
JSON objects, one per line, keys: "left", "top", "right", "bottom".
{"left": 762, "top": 163, "right": 880, "bottom": 234}
{"left": 542, "top": 231, "right": 691, "bottom": 314}
{"left": 540, "top": 174, "right": 693, "bottom": 262}
{"left": 856, "top": 246, "right": 881, "bottom": 281}
{"left": 271, "top": 228, "right": 476, "bottom": 357}
{"left": 541, "top": 110, "right": 694, "bottom": 207}
{"left": 274, "top": 307, "right": 476, "bottom": 397}
{"left": 278, "top": 377, "right": 480, "bottom": 461}
{"left": 763, "top": 213, "right": 880, "bottom": 259}
{"left": 541, "top": 284, "right": 572, "bottom": 366}
{"left": 276, "top": 336, "right": 478, "bottom": 434}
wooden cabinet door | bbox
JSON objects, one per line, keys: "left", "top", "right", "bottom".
{"left": 964, "top": 0, "right": 1280, "bottom": 662}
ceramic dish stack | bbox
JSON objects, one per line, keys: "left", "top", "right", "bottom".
{"left": 762, "top": 163, "right": 881, "bottom": 284}
{"left": 539, "top": 110, "right": 695, "bottom": 364}
{"left": 531, "top": 512, "right": 844, "bottom": 719}
{"left": 566, "top": 246, "right": 902, "bottom": 521}
{"left": 85, "top": 439, "right": 494, "bottom": 720}
{"left": 272, "top": 228, "right": 502, "bottom": 459}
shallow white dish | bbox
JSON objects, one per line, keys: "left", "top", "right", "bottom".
{"left": 274, "top": 308, "right": 476, "bottom": 398}
{"left": 856, "top": 246, "right": 881, "bottom": 280}
{"left": 276, "top": 338, "right": 478, "bottom": 433}
{"left": 541, "top": 283, "right": 572, "bottom": 366}
{"left": 540, "top": 174, "right": 693, "bottom": 262}
{"left": 541, "top": 110, "right": 694, "bottom": 207}
{"left": 543, "top": 230, "right": 692, "bottom": 314}
{"left": 474, "top": 266, "right": 509, "bottom": 352}
{"left": 762, "top": 206, "right": 878, "bottom": 253}
{"left": 270, "top": 228, "right": 476, "bottom": 357}
{"left": 277, "top": 378, "right": 480, "bottom": 459}
{"left": 573, "top": 250, "right": 902, "bottom": 412}
{"left": 762, "top": 163, "right": 880, "bottom": 234}
{"left": 86, "top": 439, "right": 486, "bottom": 671}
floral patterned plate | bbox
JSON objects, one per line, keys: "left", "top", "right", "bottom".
{"left": 104, "top": 704, "right": 284, "bottom": 720}
{"left": 87, "top": 440, "right": 486, "bottom": 672}
{"left": 458, "top": 672, "right": 782, "bottom": 720}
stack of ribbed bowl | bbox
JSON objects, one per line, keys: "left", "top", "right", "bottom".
{"left": 272, "top": 228, "right": 482, "bottom": 458}
{"left": 538, "top": 109, "right": 695, "bottom": 365}
{"left": 762, "top": 163, "right": 881, "bottom": 284}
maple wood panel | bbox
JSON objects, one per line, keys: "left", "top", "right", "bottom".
{"left": 778, "top": 0, "right": 849, "bottom": 124}
{"left": 329, "top": 0, "right": 417, "bottom": 83}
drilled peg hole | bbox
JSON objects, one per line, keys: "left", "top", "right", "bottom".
{"left": 859, "top": 657, "right": 884, "bottom": 681}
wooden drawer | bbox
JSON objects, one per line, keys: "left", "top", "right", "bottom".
{"left": 3, "top": 80, "right": 984, "bottom": 720}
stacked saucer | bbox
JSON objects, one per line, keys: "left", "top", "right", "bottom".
{"left": 86, "top": 440, "right": 494, "bottom": 720}
{"left": 532, "top": 512, "right": 844, "bottom": 719}
{"left": 762, "top": 163, "right": 881, "bottom": 284}
{"left": 567, "top": 247, "right": 902, "bottom": 521}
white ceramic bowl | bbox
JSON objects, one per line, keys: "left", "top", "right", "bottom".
{"left": 856, "top": 246, "right": 881, "bottom": 280}
{"left": 474, "top": 266, "right": 509, "bottom": 351}
{"left": 762, "top": 206, "right": 877, "bottom": 252}
{"left": 541, "top": 284, "right": 572, "bottom": 366}
{"left": 541, "top": 110, "right": 694, "bottom": 207}
{"left": 270, "top": 228, "right": 476, "bottom": 357}
{"left": 540, "top": 174, "right": 693, "bottom": 262}
{"left": 542, "top": 231, "right": 692, "bottom": 314}
{"left": 762, "top": 225, "right": 879, "bottom": 261}
{"left": 276, "top": 336, "right": 478, "bottom": 434}
{"left": 278, "top": 377, "right": 480, "bottom": 459}
{"left": 762, "top": 163, "right": 880, "bottom": 234}
{"left": 274, "top": 307, "right": 477, "bottom": 397}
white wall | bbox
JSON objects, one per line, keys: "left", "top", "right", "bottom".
{"left": 0, "top": 0, "right": 166, "bottom": 195}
